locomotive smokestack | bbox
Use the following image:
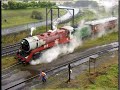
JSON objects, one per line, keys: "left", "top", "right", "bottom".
{"left": 30, "top": 27, "right": 36, "bottom": 36}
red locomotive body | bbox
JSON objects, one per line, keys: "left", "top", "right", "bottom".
{"left": 16, "top": 26, "right": 74, "bottom": 63}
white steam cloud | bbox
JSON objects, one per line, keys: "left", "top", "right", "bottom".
{"left": 97, "top": 23, "right": 108, "bottom": 37}
{"left": 30, "top": 35, "right": 82, "bottom": 65}
{"left": 88, "top": 6, "right": 101, "bottom": 18}
{"left": 30, "top": 20, "right": 85, "bottom": 65}
{"left": 30, "top": 27, "right": 36, "bottom": 36}
{"left": 99, "top": 0, "right": 118, "bottom": 15}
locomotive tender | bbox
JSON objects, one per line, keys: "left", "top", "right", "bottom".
{"left": 16, "top": 17, "right": 117, "bottom": 64}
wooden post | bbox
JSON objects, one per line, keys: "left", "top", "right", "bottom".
{"left": 89, "top": 55, "right": 97, "bottom": 74}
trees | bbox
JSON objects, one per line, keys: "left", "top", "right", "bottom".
{"left": 7, "top": 1, "right": 27, "bottom": 9}
{"left": 2, "top": 3, "right": 9, "bottom": 10}
{"left": 2, "top": 1, "right": 56, "bottom": 10}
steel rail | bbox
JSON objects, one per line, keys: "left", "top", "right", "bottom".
{"left": 2, "top": 43, "right": 20, "bottom": 50}
{"left": 2, "top": 62, "right": 22, "bottom": 73}
{"left": 2, "top": 43, "right": 20, "bottom": 56}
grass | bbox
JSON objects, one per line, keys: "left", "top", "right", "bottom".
{"left": 2, "top": 25, "right": 51, "bottom": 46}
{"left": 75, "top": 30, "right": 118, "bottom": 52}
{"left": 75, "top": 53, "right": 118, "bottom": 90}
{"left": 2, "top": 8, "right": 66, "bottom": 29}
{"left": 87, "top": 64, "right": 118, "bottom": 89}
{"left": 2, "top": 30, "right": 30, "bottom": 46}
{"left": 69, "top": 9, "right": 96, "bottom": 26}
{"left": 2, "top": 56, "right": 17, "bottom": 69}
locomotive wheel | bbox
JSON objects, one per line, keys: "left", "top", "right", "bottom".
{"left": 22, "top": 61, "right": 29, "bottom": 66}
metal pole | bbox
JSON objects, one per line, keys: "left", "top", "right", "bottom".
{"left": 94, "top": 59, "right": 96, "bottom": 73}
{"left": 73, "top": 9, "right": 74, "bottom": 27}
{"left": 89, "top": 59, "right": 90, "bottom": 74}
{"left": 46, "top": 8, "right": 48, "bottom": 32}
{"left": 118, "top": 1, "right": 120, "bottom": 90}
{"left": 50, "top": 8, "right": 53, "bottom": 30}
{"left": 68, "top": 64, "right": 71, "bottom": 82}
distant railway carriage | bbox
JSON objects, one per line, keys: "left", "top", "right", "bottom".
{"left": 85, "top": 17, "right": 117, "bottom": 35}
{"left": 16, "top": 17, "right": 117, "bottom": 64}
{"left": 74, "top": 25, "right": 91, "bottom": 39}
{"left": 74, "top": 17, "right": 117, "bottom": 38}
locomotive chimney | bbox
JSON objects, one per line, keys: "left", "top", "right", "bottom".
{"left": 30, "top": 27, "right": 36, "bottom": 36}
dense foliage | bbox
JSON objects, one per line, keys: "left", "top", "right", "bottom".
{"left": 2, "top": 1, "right": 56, "bottom": 10}
{"left": 2, "top": 3, "right": 9, "bottom": 10}
{"left": 31, "top": 10, "right": 43, "bottom": 20}
{"left": 8, "top": 1, "right": 27, "bottom": 9}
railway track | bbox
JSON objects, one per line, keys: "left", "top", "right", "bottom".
{"left": 2, "top": 62, "right": 22, "bottom": 78}
{"left": 2, "top": 43, "right": 20, "bottom": 56}
{"left": 2, "top": 43, "right": 118, "bottom": 90}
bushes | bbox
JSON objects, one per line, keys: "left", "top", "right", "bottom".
{"left": 8, "top": 1, "right": 27, "bottom": 9}
{"left": 31, "top": 10, "right": 43, "bottom": 20}
{"left": 2, "top": 3, "right": 9, "bottom": 10}
{"left": 2, "top": 1, "right": 56, "bottom": 10}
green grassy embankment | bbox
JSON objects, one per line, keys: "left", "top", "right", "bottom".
{"left": 87, "top": 64, "right": 118, "bottom": 90}
{"left": 75, "top": 30, "right": 118, "bottom": 52}
{"left": 2, "top": 56, "right": 17, "bottom": 69}
{"left": 2, "top": 8, "right": 66, "bottom": 29}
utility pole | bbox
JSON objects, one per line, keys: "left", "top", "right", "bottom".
{"left": 68, "top": 64, "right": 71, "bottom": 82}
{"left": 50, "top": 8, "right": 53, "bottom": 30}
{"left": 118, "top": 1, "right": 120, "bottom": 90}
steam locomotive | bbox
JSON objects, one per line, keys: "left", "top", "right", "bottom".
{"left": 16, "top": 26, "right": 74, "bottom": 64}
{"left": 16, "top": 17, "right": 117, "bottom": 64}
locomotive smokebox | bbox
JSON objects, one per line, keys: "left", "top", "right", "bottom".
{"left": 21, "top": 36, "right": 45, "bottom": 52}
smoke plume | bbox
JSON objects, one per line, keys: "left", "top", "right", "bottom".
{"left": 99, "top": 0, "right": 118, "bottom": 16}
{"left": 30, "top": 22, "right": 84, "bottom": 65}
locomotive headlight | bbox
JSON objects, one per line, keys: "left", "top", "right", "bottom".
{"left": 21, "top": 39, "right": 30, "bottom": 52}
